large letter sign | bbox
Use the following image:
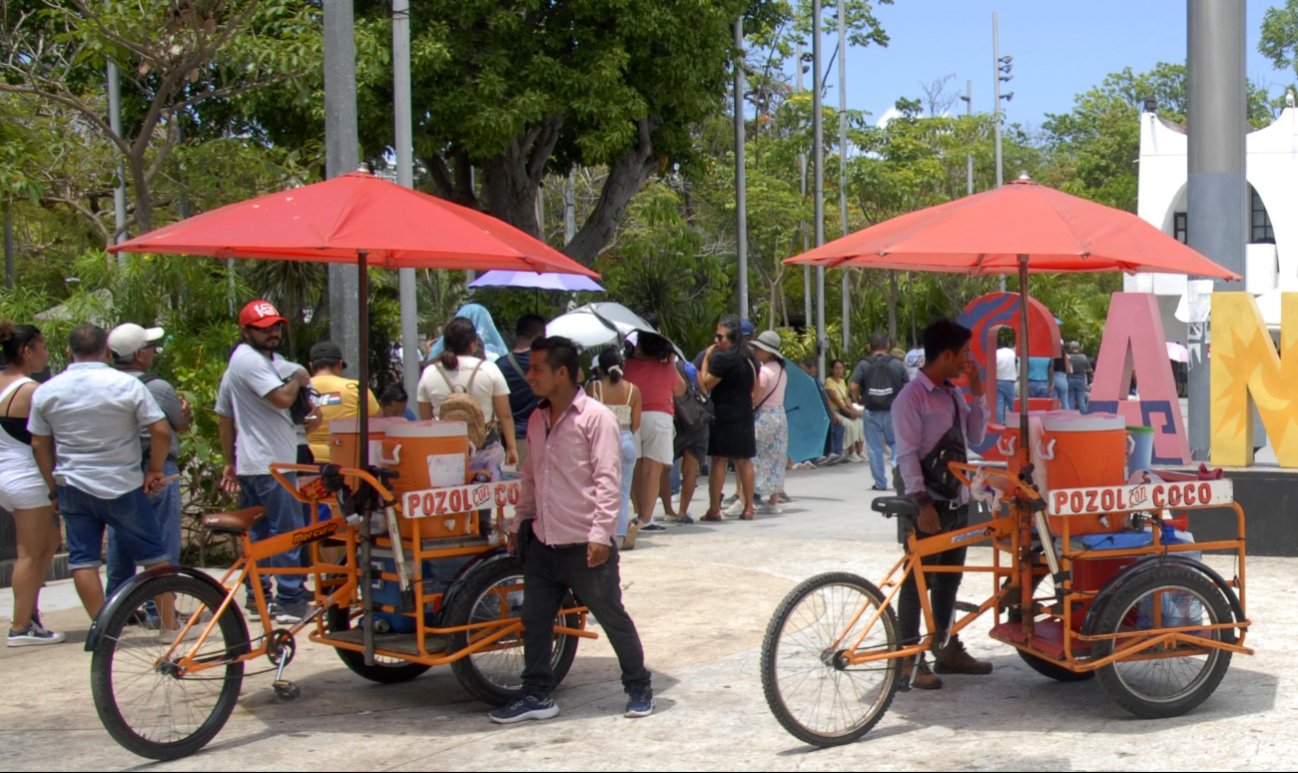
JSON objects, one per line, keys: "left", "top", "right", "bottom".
{"left": 957, "top": 292, "right": 1061, "bottom": 460}
{"left": 1088, "top": 293, "right": 1190, "bottom": 464}
{"left": 1210, "top": 292, "right": 1298, "bottom": 467}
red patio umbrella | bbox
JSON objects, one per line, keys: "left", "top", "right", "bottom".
{"left": 785, "top": 176, "right": 1239, "bottom": 472}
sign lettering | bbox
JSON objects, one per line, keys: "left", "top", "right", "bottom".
{"left": 403, "top": 481, "right": 523, "bottom": 520}
{"left": 1049, "top": 480, "right": 1232, "bottom": 517}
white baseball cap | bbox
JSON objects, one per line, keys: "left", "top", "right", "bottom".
{"left": 108, "top": 323, "right": 165, "bottom": 358}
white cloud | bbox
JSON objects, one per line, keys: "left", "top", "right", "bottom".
{"left": 875, "top": 107, "right": 902, "bottom": 128}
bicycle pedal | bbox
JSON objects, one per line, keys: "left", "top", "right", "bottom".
{"left": 272, "top": 680, "right": 302, "bottom": 702}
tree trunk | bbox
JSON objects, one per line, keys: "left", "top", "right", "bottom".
{"left": 887, "top": 270, "right": 899, "bottom": 346}
{"left": 563, "top": 116, "right": 661, "bottom": 265}
{"left": 128, "top": 154, "right": 153, "bottom": 234}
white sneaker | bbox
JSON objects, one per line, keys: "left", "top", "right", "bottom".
{"left": 7, "top": 623, "right": 66, "bottom": 647}
{"left": 758, "top": 503, "right": 784, "bottom": 515}
{"left": 723, "top": 500, "right": 746, "bottom": 516}
{"left": 848, "top": 453, "right": 867, "bottom": 464}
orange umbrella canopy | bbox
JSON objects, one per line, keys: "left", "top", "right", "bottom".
{"left": 785, "top": 178, "right": 1239, "bottom": 280}
{"left": 108, "top": 170, "right": 598, "bottom": 279}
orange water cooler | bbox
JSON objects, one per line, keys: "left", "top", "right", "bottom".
{"left": 379, "top": 421, "right": 472, "bottom": 540}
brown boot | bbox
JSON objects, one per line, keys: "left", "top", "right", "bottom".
{"left": 933, "top": 637, "right": 993, "bottom": 675}
{"left": 900, "top": 657, "right": 943, "bottom": 690}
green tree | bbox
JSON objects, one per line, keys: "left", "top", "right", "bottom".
{"left": 0, "top": 0, "right": 319, "bottom": 234}
{"left": 1040, "top": 63, "right": 1274, "bottom": 212}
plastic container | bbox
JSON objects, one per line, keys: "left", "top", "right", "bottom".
{"left": 1002, "top": 410, "right": 1081, "bottom": 492}
{"left": 368, "top": 549, "right": 476, "bottom": 633}
{"left": 326, "top": 417, "right": 407, "bottom": 467}
{"left": 380, "top": 421, "right": 472, "bottom": 540}
{"left": 1059, "top": 528, "right": 1201, "bottom": 632}
{"left": 1127, "top": 425, "right": 1155, "bottom": 475}
{"left": 1040, "top": 413, "right": 1128, "bottom": 536}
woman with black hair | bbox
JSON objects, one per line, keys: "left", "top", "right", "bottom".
{"left": 698, "top": 315, "right": 758, "bottom": 520}
{"left": 416, "top": 316, "right": 518, "bottom": 464}
{"left": 0, "top": 320, "right": 64, "bottom": 646}
{"left": 623, "top": 331, "right": 684, "bottom": 533}
{"left": 587, "top": 348, "right": 642, "bottom": 549}
{"left": 378, "top": 382, "right": 416, "bottom": 420}
{"left": 750, "top": 331, "right": 789, "bottom": 515}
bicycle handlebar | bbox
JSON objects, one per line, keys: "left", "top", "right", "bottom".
{"left": 268, "top": 463, "right": 397, "bottom": 505}
{"left": 948, "top": 462, "right": 1042, "bottom": 502}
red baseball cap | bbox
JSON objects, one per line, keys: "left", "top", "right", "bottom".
{"left": 239, "top": 300, "right": 288, "bottom": 329}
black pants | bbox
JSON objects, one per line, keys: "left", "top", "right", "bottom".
{"left": 896, "top": 502, "right": 968, "bottom": 649}
{"left": 520, "top": 533, "right": 651, "bottom": 698}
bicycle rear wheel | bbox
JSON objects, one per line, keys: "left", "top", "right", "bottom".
{"left": 760, "top": 573, "right": 901, "bottom": 747}
{"left": 90, "top": 574, "right": 249, "bottom": 761}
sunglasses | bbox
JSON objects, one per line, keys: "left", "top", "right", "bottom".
{"left": 715, "top": 333, "right": 734, "bottom": 341}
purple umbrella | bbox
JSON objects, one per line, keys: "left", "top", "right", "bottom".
{"left": 469, "top": 269, "right": 605, "bottom": 292}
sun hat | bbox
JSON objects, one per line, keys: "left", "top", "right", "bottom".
{"left": 752, "top": 330, "right": 784, "bottom": 359}
{"left": 107, "top": 323, "right": 164, "bottom": 358}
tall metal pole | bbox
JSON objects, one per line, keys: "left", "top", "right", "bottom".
{"left": 324, "top": 0, "right": 362, "bottom": 380}
{"left": 813, "top": 0, "right": 826, "bottom": 377}
{"left": 107, "top": 60, "right": 128, "bottom": 253}
{"left": 1187, "top": 0, "right": 1247, "bottom": 460}
{"left": 564, "top": 171, "right": 577, "bottom": 245}
{"left": 992, "top": 13, "right": 1003, "bottom": 189}
{"left": 837, "top": 0, "right": 850, "bottom": 354}
{"left": 966, "top": 79, "right": 974, "bottom": 196}
{"left": 734, "top": 18, "right": 750, "bottom": 320}
{"left": 797, "top": 41, "right": 812, "bottom": 329}
{"left": 394, "top": 0, "right": 420, "bottom": 400}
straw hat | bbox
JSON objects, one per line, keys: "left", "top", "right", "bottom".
{"left": 752, "top": 330, "right": 784, "bottom": 360}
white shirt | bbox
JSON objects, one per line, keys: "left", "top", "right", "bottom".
{"left": 28, "top": 362, "right": 166, "bottom": 498}
{"left": 417, "top": 355, "right": 510, "bottom": 422}
{"left": 996, "top": 347, "right": 1019, "bottom": 381}
{"left": 215, "top": 345, "right": 299, "bottom": 476}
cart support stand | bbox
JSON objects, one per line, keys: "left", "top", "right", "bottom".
{"left": 358, "top": 248, "right": 375, "bottom": 667}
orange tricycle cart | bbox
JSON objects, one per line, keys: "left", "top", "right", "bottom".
{"left": 759, "top": 460, "right": 1251, "bottom": 747}
{"left": 84, "top": 452, "right": 592, "bottom": 761}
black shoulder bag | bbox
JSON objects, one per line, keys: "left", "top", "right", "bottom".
{"left": 919, "top": 387, "right": 968, "bottom": 500}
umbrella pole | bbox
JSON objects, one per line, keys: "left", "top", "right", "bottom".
{"left": 1017, "top": 255, "right": 1030, "bottom": 469}
{"left": 358, "top": 249, "right": 374, "bottom": 667}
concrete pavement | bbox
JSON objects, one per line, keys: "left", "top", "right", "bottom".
{"left": 1, "top": 460, "right": 1292, "bottom": 771}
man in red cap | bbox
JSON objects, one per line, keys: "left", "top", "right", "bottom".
{"left": 216, "top": 301, "right": 313, "bottom": 622}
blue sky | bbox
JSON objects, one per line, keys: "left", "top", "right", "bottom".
{"left": 822, "top": 0, "right": 1295, "bottom": 129}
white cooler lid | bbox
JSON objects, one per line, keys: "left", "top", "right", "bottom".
{"left": 385, "top": 419, "right": 468, "bottom": 438}
{"left": 328, "top": 417, "right": 406, "bottom": 434}
{"left": 1042, "top": 413, "right": 1125, "bottom": 432}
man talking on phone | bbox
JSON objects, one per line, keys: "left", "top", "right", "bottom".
{"left": 495, "top": 336, "right": 653, "bottom": 724}
{"left": 892, "top": 319, "right": 993, "bottom": 690}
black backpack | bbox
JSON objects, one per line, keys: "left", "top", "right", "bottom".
{"left": 673, "top": 362, "right": 713, "bottom": 433}
{"left": 864, "top": 354, "right": 900, "bottom": 412}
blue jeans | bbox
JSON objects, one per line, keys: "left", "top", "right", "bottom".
{"left": 60, "top": 485, "right": 168, "bottom": 572}
{"left": 239, "top": 473, "right": 306, "bottom": 607}
{"left": 1028, "top": 380, "right": 1050, "bottom": 399}
{"left": 1068, "top": 375, "right": 1090, "bottom": 414}
{"left": 831, "top": 422, "right": 846, "bottom": 456}
{"left": 106, "top": 458, "right": 182, "bottom": 600}
{"left": 865, "top": 410, "right": 897, "bottom": 489}
{"left": 996, "top": 380, "right": 1016, "bottom": 423}
{"left": 617, "top": 429, "right": 637, "bottom": 538}
{"left": 1054, "top": 372, "right": 1072, "bottom": 411}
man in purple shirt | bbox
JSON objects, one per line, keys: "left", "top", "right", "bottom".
{"left": 494, "top": 336, "right": 653, "bottom": 724}
{"left": 892, "top": 319, "right": 993, "bottom": 690}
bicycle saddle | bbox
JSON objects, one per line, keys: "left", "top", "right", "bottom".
{"left": 202, "top": 506, "right": 267, "bottom": 533}
{"left": 871, "top": 497, "right": 917, "bottom": 519}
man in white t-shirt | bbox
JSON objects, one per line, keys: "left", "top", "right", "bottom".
{"left": 994, "top": 331, "right": 1019, "bottom": 424}
{"left": 416, "top": 317, "right": 518, "bottom": 463}
{"left": 216, "top": 300, "right": 312, "bottom": 623}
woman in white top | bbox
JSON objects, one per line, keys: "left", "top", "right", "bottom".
{"left": 0, "top": 320, "right": 65, "bottom": 646}
{"left": 587, "top": 348, "right": 642, "bottom": 548}
{"left": 416, "top": 317, "right": 517, "bottom": 465}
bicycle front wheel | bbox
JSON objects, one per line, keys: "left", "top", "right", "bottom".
{"left": 90, "top": 574, "right": 249, "bottom": 761}
{"left": 760, "top": 572, "right": 901, "bottom": 747}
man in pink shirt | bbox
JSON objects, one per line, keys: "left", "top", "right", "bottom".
{"left": 493, "top": 336, "right": 653, "bottom": 724}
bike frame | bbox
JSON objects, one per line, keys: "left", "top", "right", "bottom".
{"left": 160, "top": 464, "right": 594, "bottom": 676}
{"left": 841, "top": 464, "right": 1251, "bottom": 674}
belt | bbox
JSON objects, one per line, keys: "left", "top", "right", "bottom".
{"left": 540, "top": 541, "right": 587, "bottom": 550}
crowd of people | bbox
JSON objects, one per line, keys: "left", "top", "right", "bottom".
{"left": 3, "top": 296, "right": 1003, "bottom": 720}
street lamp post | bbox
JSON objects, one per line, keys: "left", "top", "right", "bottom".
{"left": 993, "top": 13, "right": 1013, "bottom": 291}
{"left": 813, "top": 0, "right": 826, "bottom": 379}
{"left": 838, "top": 0, "right": 850, "bottom": 355}
{"left": 960, "top": 80, "right": 973, "bottom": 196}
{"left": 735, "top": 17, "right": 750, "bottom": 320}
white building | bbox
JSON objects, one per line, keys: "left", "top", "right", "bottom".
{"left": 1129, "top": 94, "right": 1296, "bottom": 340}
